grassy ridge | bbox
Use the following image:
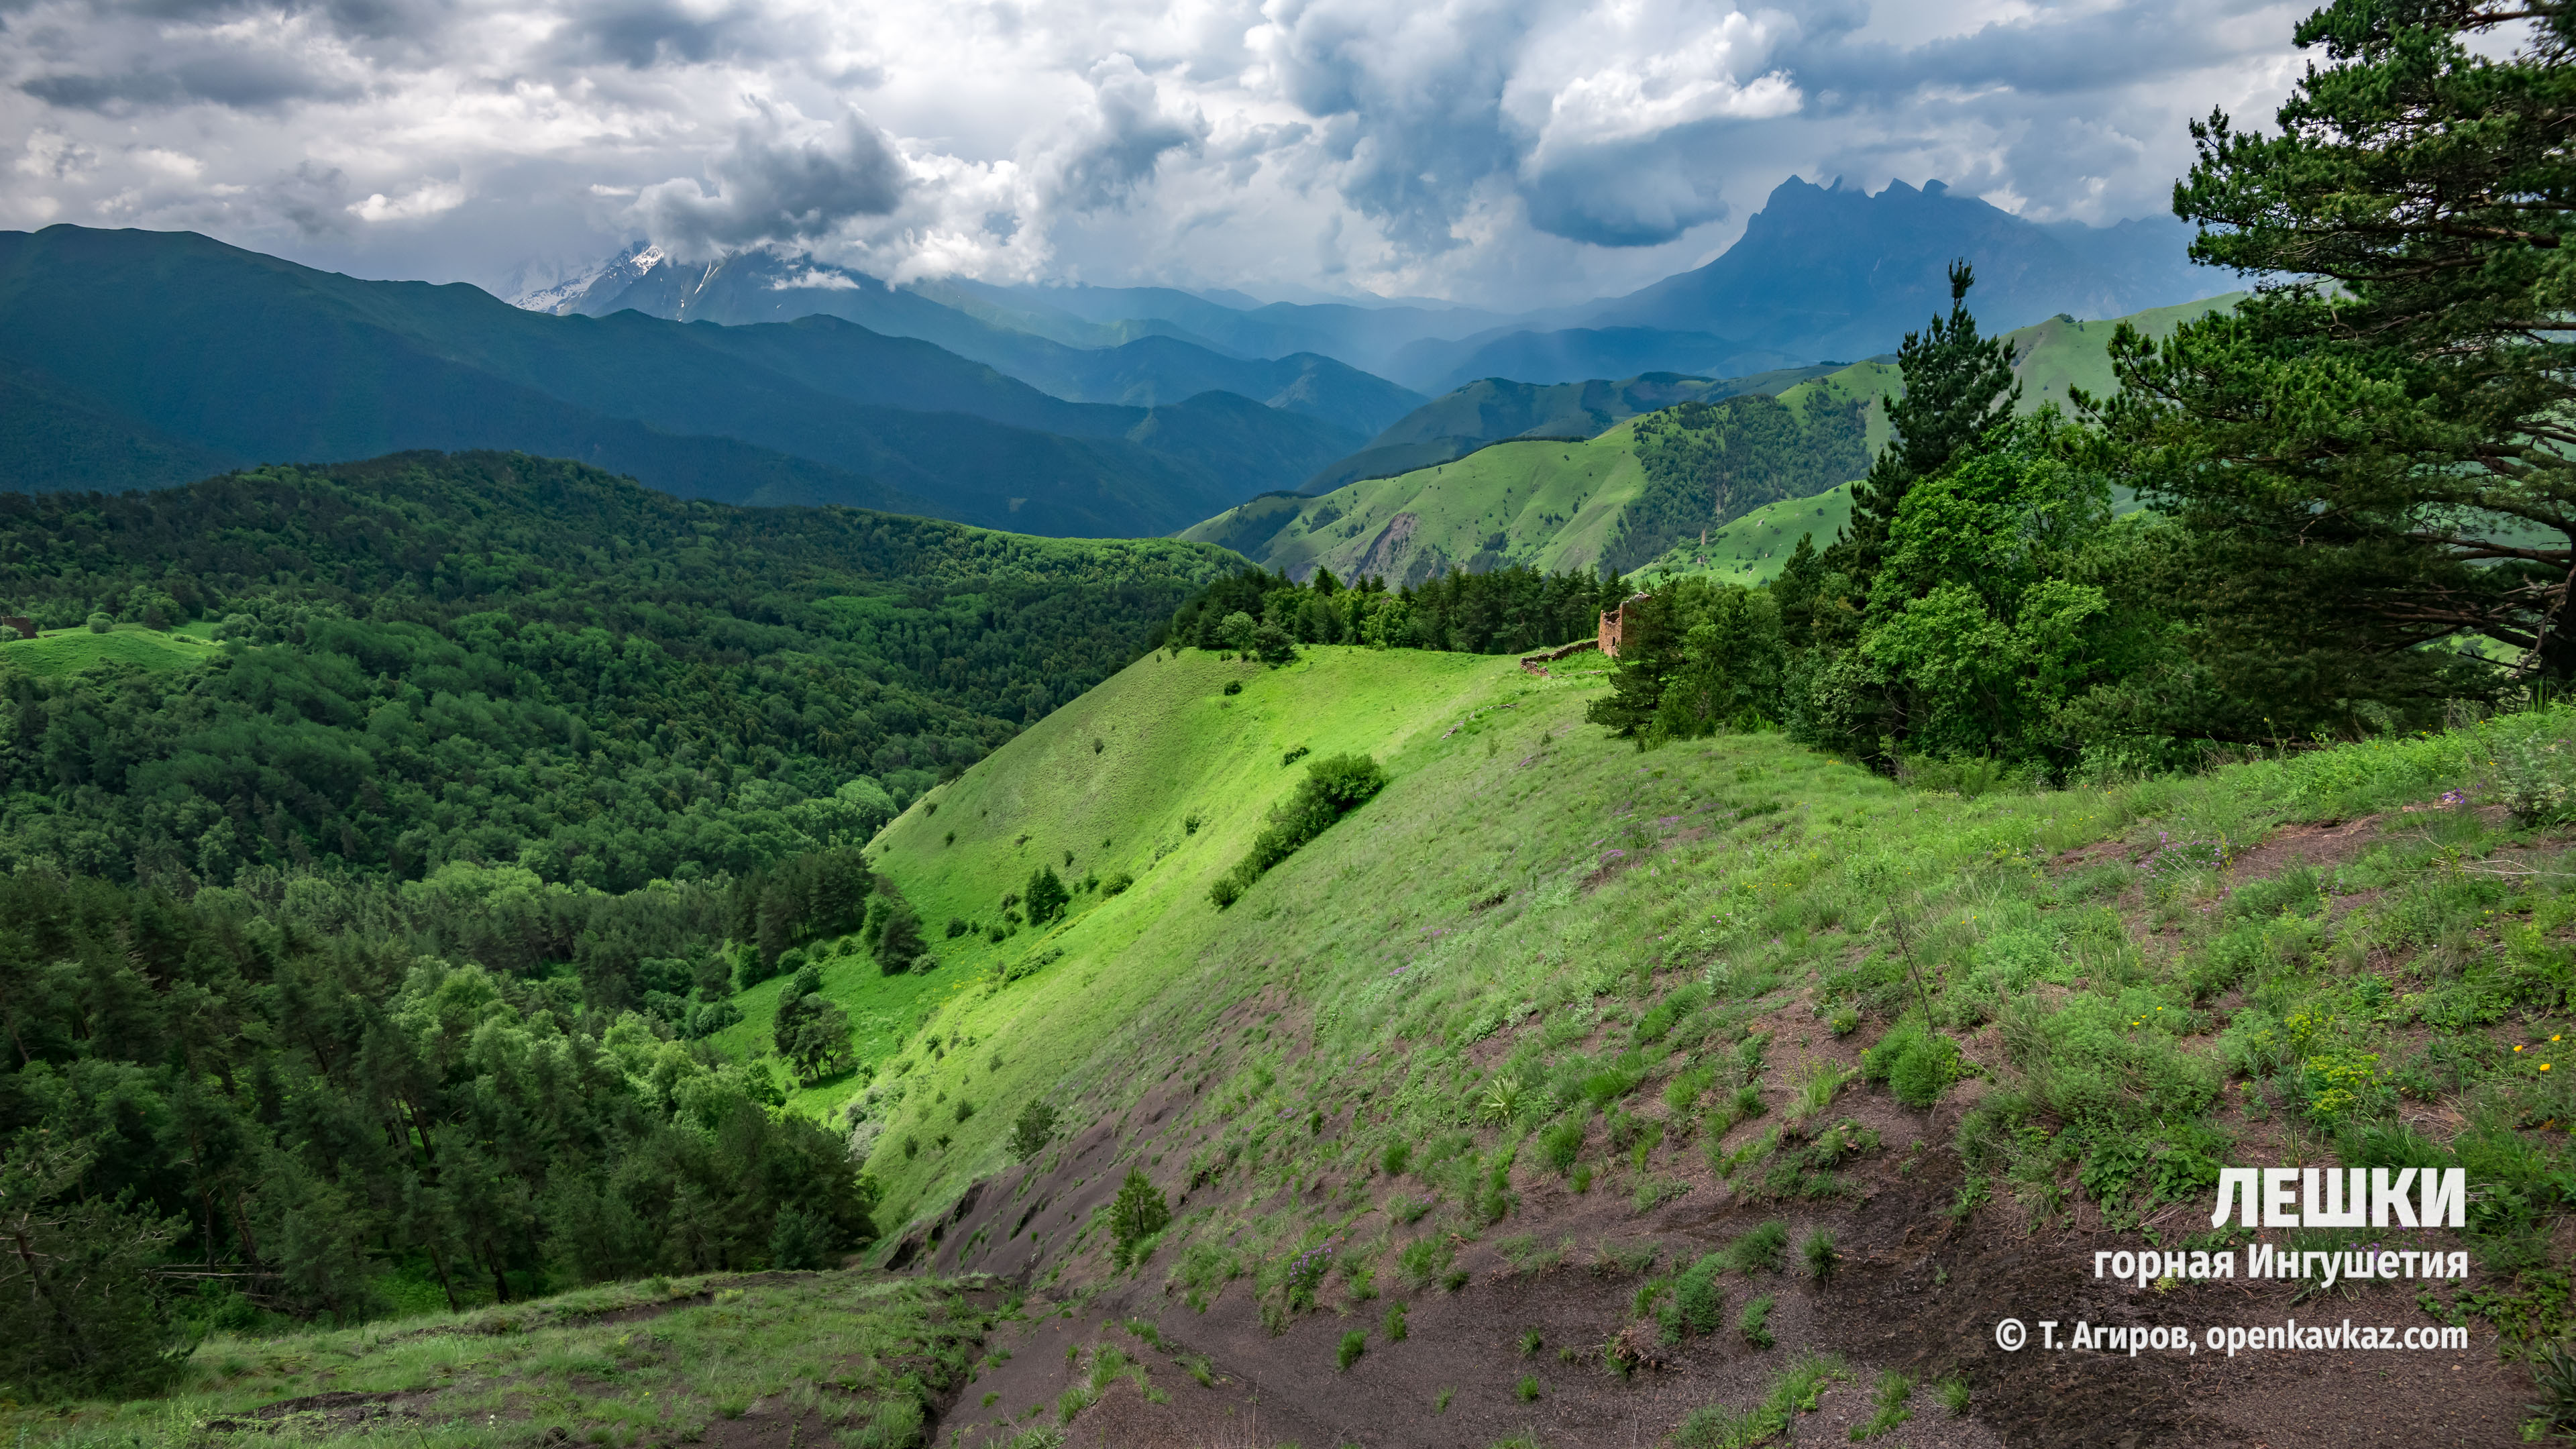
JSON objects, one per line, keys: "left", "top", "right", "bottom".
{"left": 805, "top": 642, "right": 2570, "bottom": 1354}
{"left": 724, "top": 648, "right": 1497, "bottom": 1138}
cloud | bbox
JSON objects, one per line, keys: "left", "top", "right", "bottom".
{"left": 634, "top": 103, "right": 909, "bottom": 256}
{"left": 0, "top": 0, "right": 2324, "bottom": 307}
{"left": 350, "top": 178, "right": 464, "bottom": 220}
{"left": 1049, "top": 53, "right": 1208, "bottom": 212}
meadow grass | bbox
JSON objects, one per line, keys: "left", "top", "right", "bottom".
{"left": 0, "top": 1272, "right": 996, "bottom": 1448}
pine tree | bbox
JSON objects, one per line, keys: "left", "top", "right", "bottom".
{"left": 1024, "top": 865, "right": 1070, "bottom": 926}
{"left": 2093, "top": 0, "right": 2576, "bottom": 698}
{"left": 1836, "top": 261, "right": 2021, "bottom": 585}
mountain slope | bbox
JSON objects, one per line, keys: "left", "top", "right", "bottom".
{"left": 0, "top": 226, "right": 1354, "bottom": 535}
{"left": 1587, "top": 176, "right": 2216, "bottom": 360}
{"left": 778, "top": 645, "right": 2534, "bottom": 1446}
{"left": 1309, "top": 366, "right": 1845, "bottom": 494}
{"left": 568, "top": 250, "right": 1427, "bottom": 438}
{"left": 1195, "top": 294, "right": 2244, "bottom": 581}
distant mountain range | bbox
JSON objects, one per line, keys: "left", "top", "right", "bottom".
{"left": 0, "top": 180, "right": 2235, "bottom": 543}
{"left": 0, "top": 227, "right": 1371, "bottom": 535}
{"left": 523, "top": 248, "right": 1427, "bottom": 441}
{"left": 532, "top": 175, "right": 2226, "bottom": 400}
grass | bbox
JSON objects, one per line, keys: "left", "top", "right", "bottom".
{"left": 1672, "top": 1352, "right": 1850, "bottom": 1448}
{"left": 0, "top": 621, "right": 222, "bottom": 678}
{"left": 1849, "top": 1370, "right": 1915, "bottom": 1441}
{"left": 0, "top": 1271, "right": 994, "bottom": 1448}
{"left": 820, "top": 640, "right": 2572, "bottom": 1354}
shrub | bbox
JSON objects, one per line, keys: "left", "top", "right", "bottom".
{"left": 954, "top": 1099, "right": 975, "bottom": 1123}
{"left": 1338, "top": 1329, "right": 1366, "bottom": 1370}
{"left": 1383, "top": 1302, "right": 1408, "bottom": 1342}
{"left": 1212, "top": 754, "right": 1389, "bottom": 908}
{"left": 1283, "top": 745, "right": 1311, "bottom": 766}
{"left": 2492, "top": 726, "right": 2576, "bottom": 824}
{"left": 85, "top": 612, "right": 111, "bottom": 633}
{"left": 1222, "top": 680, "right": 1243, "bottom": 696}
{"left": 1252, "top": 621, "right": 1299, "bottom": 664}
{"left": 1865, "top": 1019, "right": 1962, "bottom": 1108}
{"left": 945, "top": 916, "right": 970, "bottom": 938}
{"left": 1208, "top": 863, "right": 1255, "bottom": 909}
{"left": 1668, "top": 1253, "right": 1725, "bottom": 1338}
{"left": 1381, "top": 1141, "right": 1411, "bottom": 1177}
{"left": 1101, "top": 871, "right": 1134, "bottom": 897}
{"left": 1890, "top": 1035, "right": 1961, "bottom": 1108}
{"left": 874, "top": 904, "right": 925, "bottom": 973}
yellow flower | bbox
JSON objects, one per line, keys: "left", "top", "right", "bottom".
{"left": 2544, "top": 1063, "right": 2554, "bottom": 1072}
{"left": 2516, "top": 1044, "right": 2525, "bottom": 1052}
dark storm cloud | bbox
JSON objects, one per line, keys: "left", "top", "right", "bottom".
{"left": 543, "top": 0, "right": 781, "bottom": 69}
{"left": 636, "top": 107, "right": 909, "bottom": 256}
{"left": 1520, "top": 131, "right": 1733, "bottom": 248}
{"left": 1053, "top": 57, "right": 1208, "bottom": 211}
{"left": 21, "top": 52, "right": 361, "bottom": 111}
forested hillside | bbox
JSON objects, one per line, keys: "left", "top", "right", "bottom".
{"left": 0, "top": 451, "right": 1232, "bottom": 887}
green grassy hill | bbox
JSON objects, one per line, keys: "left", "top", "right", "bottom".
{"left": 1188, "top": 294, "right": 2245, "bottom": 584}
{"left": 720, "top": 647, "right": 1498, "bottom": 1120}
{"left": 702, "top": 637, "right": 2557, "bottom": 1448}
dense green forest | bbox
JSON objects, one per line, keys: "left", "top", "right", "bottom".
{"left": 0, "top": 451, "right": 1228, "bottom": 888}
{"left": 0, "top": 451, "right": 1229, "bottom": 1391}
{"left": 1168, "top": 560, "right": 1632, "bottom": 659}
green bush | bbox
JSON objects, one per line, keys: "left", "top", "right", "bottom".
{"left": 2491, "top": 726, "right": 2576, "bottom": 824}
{"left": 1338, "top": 1329, "right": 1366, "bottom": 1370}
{"left": 1865, "top": 1018, "right": 1962, "bottom": 1108}
{"left": 1721, "top": 1220, "right": 1788, "bottom": 1275}
{"left": 85, "top": 612, "right": 111, "bottom": 633}
{"left": 1668, "top": 1252, "right": 1726, "bottom": 1338}
{"left": 1101, "top": 871, "right": 1134, "bottom": 897}
{"left": 1381, "top": 1141, "right": 1411, "bottom": 1176}
{"left": 1211, "top": 753, "right": 1388, "bottom": 908}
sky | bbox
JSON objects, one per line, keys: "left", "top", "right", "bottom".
{"left": 0, "top": 0, "right": 2313, "bottom": 309}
